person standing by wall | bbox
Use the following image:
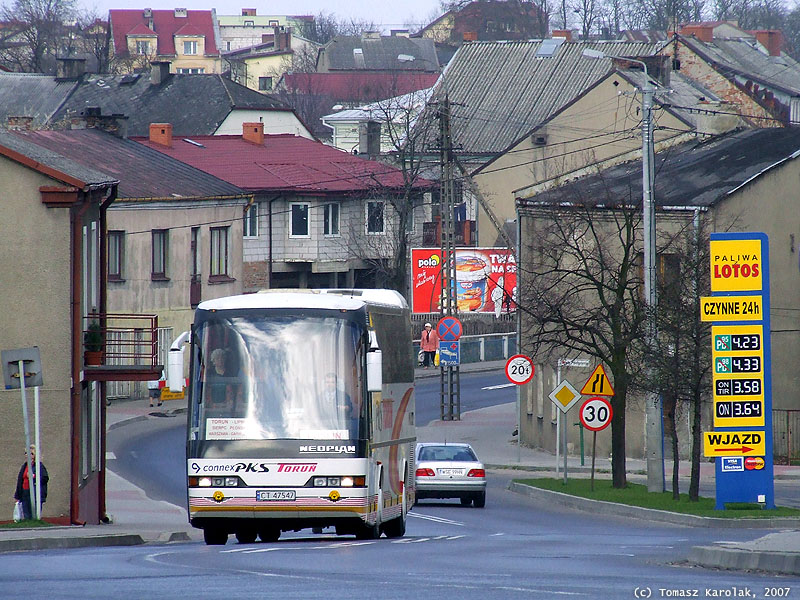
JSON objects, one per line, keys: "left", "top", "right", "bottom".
{"left": 419, "top": 322, "right": 439, "bottom": 369}
{"left": 14, "top": 445, "right": 48, "bottom": 521}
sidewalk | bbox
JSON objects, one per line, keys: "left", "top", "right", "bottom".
{"left": 1, "top": 359, "right": 798, "bottom": 576}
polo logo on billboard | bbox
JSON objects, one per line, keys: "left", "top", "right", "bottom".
{"left": 710, "top": 239, "right": 763, "bottom": 292}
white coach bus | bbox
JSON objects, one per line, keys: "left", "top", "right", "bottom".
{"left": 169, "top": 289, "right": 415, "bottom": 545}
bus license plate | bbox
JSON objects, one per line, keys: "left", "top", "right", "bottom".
{"left": 256, "top": 490, "right": 296, "bottom": 501}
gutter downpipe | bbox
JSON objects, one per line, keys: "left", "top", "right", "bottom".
{"left": 70, "top": 192, "right": 92, "bottom": 526}
{"left": 98, "top": 185, "right": 117, "bottom": 523}
{"left": 267, "top": 195, "right": 279, "bottom": 288}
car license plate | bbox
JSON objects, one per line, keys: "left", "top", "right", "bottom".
{"left": 437, "top": 468, "right": 464, "bottom": 476}
{"left": 256, "top": 490, "right": 296, "bottom": 501}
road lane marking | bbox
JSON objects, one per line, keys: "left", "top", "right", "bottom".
{"left": 482, "top": 383, "right": 515, "bottom": 390}
{"left": 408, "top": 512, "right": 465, "bottom": 526}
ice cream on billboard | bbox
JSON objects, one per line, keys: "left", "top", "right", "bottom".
{"left": 455, "top": 251, "right": 490, "bottom": 311}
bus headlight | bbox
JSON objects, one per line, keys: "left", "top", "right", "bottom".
{"left": 198, "top": 477, "right": 212, "bottom": 487}
{"left": 341, "top": 477, "right": 354, "bottom": 487}
{"left": 313, "top": 477, "right": 327, "bottom": 487}
{"left": 225, "top": 477, "right": 239, "bottom": 487}
{"left": 326, "top": 477, "right": 341, "bottom": 486}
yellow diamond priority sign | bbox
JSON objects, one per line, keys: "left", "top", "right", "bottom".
{"left": 549, "top": 380, "right": 581, "bottom": 413}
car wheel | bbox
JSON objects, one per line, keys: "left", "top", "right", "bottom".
{"left": 460, "top": 497, "right": 472, "bottom": 506}
{"left": 473, "top": 491, "right": 486, "bottom": 508}
{"left": 382, "top": 514, "right": 406, "bottom": 538}
{"left": 235, "top": 529, "right": 257, "bottom": 544}
{"left": 203, "top": 528, "right": 228, "bottom": 545}
{"left": 355, "top": 520, "right": 381, "bottom": 540}
{"left": 257, "top": 528, "right": 280, "bottom": 542}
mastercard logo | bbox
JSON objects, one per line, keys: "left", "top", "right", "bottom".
{"left": 744, "top": 456, "right": 765, "bottom": 470}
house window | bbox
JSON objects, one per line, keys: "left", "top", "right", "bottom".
{"left": 244, "top": 20, "right": 254, "bottom": 26}
{"left": 324, "top": 202, "right": 340, "bottom": 236}
{"left": 226, "top": 41, "right": 231, "bottom": 51}
{"left": 135, "top": 40, "right": 150, "bottom": 55}
{"left": 176, "top": 67, "right": 205, "bottom": 74}
{"left": 108, "top": 230, "right": 125, "bottom": 281}
{"left": 290, "top": 203, "right": 309, "bottom": 237}
{"left": 366, "top": 201, "right": 384, "bottom": 234}
{"left": 244, "top": 202, "right": 258, "bottom": 237}
{"left": 210, "top": 226, "right": 230, "bottom": 277}
{"left": 258, "top": 76, "right": 273, "bottom": 91}
{"left": 151, "top": 229, "right": 169, "bottom": 280}
{"left": 183, "top": 40, "right": 198, "bottom": 55}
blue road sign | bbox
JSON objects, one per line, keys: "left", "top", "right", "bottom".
{"left": 437, "top": 316, "right": 462, "bottom": 341}
{"left": 438, "top": 340, "right": 460, "bottom": 366}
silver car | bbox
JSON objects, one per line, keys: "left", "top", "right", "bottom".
{"left": 414, "top": 442, "right": 486, "bottom": 507}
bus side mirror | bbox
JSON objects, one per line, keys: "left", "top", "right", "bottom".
{"left": 367, "top": 349, "right": 382, "bottom": 392}
{"left": 168, "top": 330, "right": 190, "bottom": 392}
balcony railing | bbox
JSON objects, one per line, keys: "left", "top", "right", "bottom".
{"left": 83, "top": 313, "right": 163, "bottom": 382}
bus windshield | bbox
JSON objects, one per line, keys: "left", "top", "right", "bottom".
{"left": 191, "top": 314, "right": 366, "bottom": 441}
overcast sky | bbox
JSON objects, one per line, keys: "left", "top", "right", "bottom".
{"left": 80, "top": 0, "right": 446, "bottom": 31}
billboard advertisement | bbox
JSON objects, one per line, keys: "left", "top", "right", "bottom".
{"left": 411, "top": 248, "right": 517, "bottom": 315}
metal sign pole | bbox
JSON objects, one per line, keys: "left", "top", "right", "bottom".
{"left": 18, "top": 360, "right": 34, "bottom": 520}
{"left": 34, "top": 385, "right": 42, "bottom": 520}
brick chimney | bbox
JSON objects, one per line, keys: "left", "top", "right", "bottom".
{"left": 56, "top": 57, "right": 87, "bottom": 79}
{"left": 149, "top": 123, "right": 173, "bottom": 147}
{"left": 463, "top": 31, "right": 478, "bottom": 42}
{"left": 243, "top": 122, "right": 264, "bottom": 145}
{"left": 273, "top": 25, "right": 291, "bottom": 51}
{"left": 7, "top": 116, "right": 33, "bottom": 131}
{"left": 552, "top": 29, "right": 572, "bottom": 41}
{"left": 150, "top": 61, "right": 171, "bottom": 85}
{"left": 754, "top": 30, "right": 783, "bottom": 56}
{"left": 679, "top": 24, "right": 713, "bottom": 43}
{"left": 242, "top": 8, "right": 256, "bottom": 16}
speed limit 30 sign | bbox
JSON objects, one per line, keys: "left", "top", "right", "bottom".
{"left": 505, "top": 354, "right": 535, "bottom": 385}
{"left": 579, "top": 397, "right": 613, "bottom": 431}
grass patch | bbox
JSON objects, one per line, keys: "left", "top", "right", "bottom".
{"left": 516, "top": 478, "right": 800, "bottom": 518}
{"left": 0, "top": 520, "right": 55, "bottom": 530}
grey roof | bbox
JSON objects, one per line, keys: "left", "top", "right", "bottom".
{"left": 0, "top": 73, "right": 78, "bottom": 127}
{"left": 659, "top": 71, "right": 721, "bottom": 128}
{"left": 430, "top": 40, "right": 661, "bottom": 158}
{"left": 321, "top": 35, "right": 439, "bottom": 71}
{"left": 517, "top": 128, "right": 800, "bottom": 208}
{"left": 678, "top": 36, "right": 800, "bottom": 96}
{"left": 10, "top": 129, "right": 245, "bottom": 199}
{"left": 10, "top": 73, "right": 291, "bottom": 137}
{"left": 0, "top": 129, "right": 117, "bottom": 187}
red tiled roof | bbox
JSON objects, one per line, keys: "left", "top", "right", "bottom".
{"left": 133, "top": 133, "right": 430, "bottom": 194}
{"left": 280, "top": 72, "right": 439, "bottom": 103}
{"left": 126, "top": 23, "right": 156, "bottom": 36}
{"left": 110, "top": 9, "right": 219, "bottom": 57}
{"left": 174, "top": 23, "right": 204, "bottom": 37}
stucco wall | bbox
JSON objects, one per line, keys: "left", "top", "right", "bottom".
{"left": 0, "top": 159, "right": 74, "bottom": 520}
{"left": 714, "top": 158, "right": 800, "bottom": 411}
{"left": 473, "top": 74, "right": 694, "bottom": 247}
{"left": 107, "top": 201, "right": 245, "bottom": 344}
{"left": 215, "top": 110, "right": 313, "bottom": 139}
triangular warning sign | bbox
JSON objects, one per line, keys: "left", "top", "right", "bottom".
{"left": 580, "top": 364, "right": 614, "bottom": 396}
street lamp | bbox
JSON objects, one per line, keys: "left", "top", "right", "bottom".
{"left": 582, "top": 48, "right": 663, "bottom": 492}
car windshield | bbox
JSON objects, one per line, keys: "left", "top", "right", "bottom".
{"left": 419, "top": 446, "right": 477, "bottom": 462}
{"left": 190, "top": 314, "right": 365, "bottom": 441}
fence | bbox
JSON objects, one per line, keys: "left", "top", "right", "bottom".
{"left": 773, "top": 409, "right": 800, "bottom": 465}
{"left": 412, "top": 332, "right": 517, "bottom": 364}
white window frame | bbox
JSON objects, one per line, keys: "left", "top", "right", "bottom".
{"left": 108, "top": 230, "right": 125, "bottom": 280}
{"left": 366, "top": 200, "right": 385, "bottom": 235}
{"left": 183, "top": 40, "right": 198, "bottom": 55}
{"left": 289, "top": 202, "right": 310, "bottom": 238}
{"left": 323, "top": 202, "right": 340, "bottom": 236}
{"left": 244, "top": 203, "right": 259, "bottom": 238}
{"left": 135, "top": 40, "right": 150, "bottom": 55}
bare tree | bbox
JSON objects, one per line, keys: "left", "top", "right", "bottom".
{"left": 639, "top": 214, "right": 712, "bottom": 501}
{"left": 0, "top": 0, "right": 76, "bottom": 72}
{"left": 519, "top": 192, "right": 647, "bottom": 488}
{"left": 299, "top": 11, "right": 378, "bottom": 45}
{"left": 574, "top": 0, "right": 601, "bottom": 38}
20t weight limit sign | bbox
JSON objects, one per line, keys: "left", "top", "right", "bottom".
{"left": 580, "top": 397, "right": 613, "bottom": 431}
{"left": 505, "top": 354, "right": 535, "bottom": 385}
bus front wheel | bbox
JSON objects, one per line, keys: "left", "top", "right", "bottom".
{"left": 203, "top": 528, "right": 228, "bottom": 545}
{"left": 382, "top": 514, "right": 405, "bottom": 538}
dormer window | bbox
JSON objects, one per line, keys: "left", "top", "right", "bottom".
{"left": 244, "top": 20, "right": 254, "bottom": 26}
{"left": 136, "top": 40, "right": 150, "bottom": 55}
{"left": 183, "top": 40, "right": 197, "bottom": 55}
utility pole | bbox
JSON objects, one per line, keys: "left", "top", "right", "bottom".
{"left": 438, "top": 94, "right": 460, "bottom": 421}
{"left": 641, "top": 73, "right": 664, "bottom": 493}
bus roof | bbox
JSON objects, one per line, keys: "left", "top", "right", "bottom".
{"left": 198, "top": 289, "right": 407, "bottom": 312}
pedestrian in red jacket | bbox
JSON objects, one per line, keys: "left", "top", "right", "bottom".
{"left": 420, "top": 322, "right": 439, "bottom": 369}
